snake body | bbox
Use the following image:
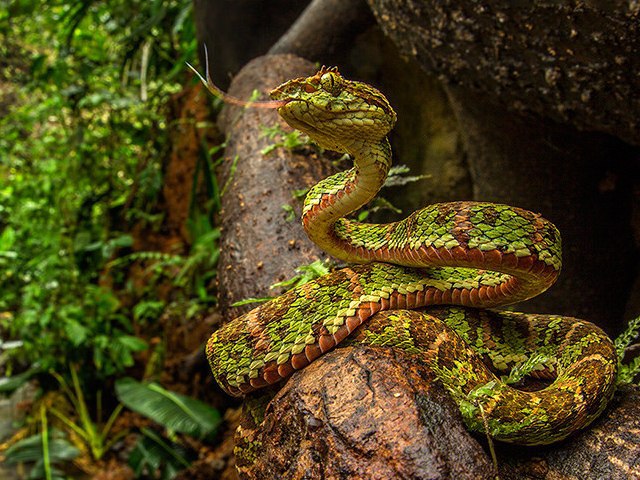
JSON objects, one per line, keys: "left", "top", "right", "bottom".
{"left": 206, "top": 67, "right": 618, "bottom": 445}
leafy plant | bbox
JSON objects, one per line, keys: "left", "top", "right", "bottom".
{"left": 500, "top": 353, "right": 551, "bottom": 385}
{"left": 115, "top": 377, "right": 222, "bottom": 439}
{"left": 355, "top": 165, "right": 430, "bottom": 221}
{"left": 383, "top": 164, "right": 431, "bottom": 187}
{"left": 270, "top": 259, "right": 333, "bottom": 290}
{"left": 113, "top": 378, "right": 220, "bottom": 478}
{"left": 1, "top": 2, "right": 224, "bottom": 477}
{"left": 128, "top": 427, "right": 192, "bottom": 480}
{"left": 49, "top": 365, "right": 127, "bottom": 461}
{"left": 4, "top": 431, "right": 80, "bottom": 480}
{"left": 0, "top": 364, "right": 39, "bottom": 395}
{"left": 3, "top": 409, "right": 80, "bottom": 480}
{"left": 281, "top": 203, "right": 296, "bottom": 222}
{"left": 616, "top": 314, "right": 640, "bottom": 385}
{"left": 260, "top": 124, "right": 312, "bottom": 154}
{"left": 0, "top": 0, "right": 194, "bottom": 380}
{"left": 230, "top": 259, "right": 335, "bottom": 308}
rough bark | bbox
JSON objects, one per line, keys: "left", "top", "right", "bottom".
{"left": 269, "top": 0, "right": 375, "bottom": 66}
{"left": 237, "top": 346, "right": 497, "bottom": 480}
{"left": 236, "top": 345, "right": 640, "bottom": 480}
{"left": 366, "top": 0, "right": 640, "bottom": 146}
{"left": 215, "top": 55, "right": 336, "bottom": 319}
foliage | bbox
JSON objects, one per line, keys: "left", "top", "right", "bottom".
{"left": 115, "top": 377, "right": 222, "bottom": 438}
{"left": 0, "top": 364, "right": 39, "bottom": 394}
{"left": 0, "top": 1, "right": 221, "bottom": 475}
{"left": 616, "top": 315, "right": 640, "bottom": 385}
{"left": 356, "top": 165, "right": 430, "bottom": 222}
{"left": 128, "top": 427, "right": 192, "bottom": 480}
{"left": 260, "top": 124, "right": 312, "bottom": 154}
{"left": 0, "top": 0, "right": 195, "bottom": 380}
{"left": 49, "top": 365, "right": 126, "bottom": 461}
{"left": 3, "top": 430, "right": 80, "bottom": 480}
{"left": 113, "top": 377, "right": 220, "bottom": 478}
{"left": 231, "top": 259, "right": 335, "bottom": 307}
{"left": 500, "top": 353, "right": 551, "bottom": 385}
{"left": 281, "top": 203, "right": 297, "bottom": 222}
{"left": 270, "top": 259, "right": 333, "bottom": 290}
{"left": 383, "top": 164, "right": 431, "bottom": 187}
{"left": 3, "top": 412, "right": 80, "bottom": 480}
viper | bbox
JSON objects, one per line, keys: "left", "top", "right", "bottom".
{"left": 205, "top": 67, "right": 617, "bottom": 445}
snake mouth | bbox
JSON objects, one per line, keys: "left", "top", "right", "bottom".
{"left": 279, "top": 98, "right": 374, "bottom": 120}
{"left": 276, "top": 99, "right": 326, "bottom": 137}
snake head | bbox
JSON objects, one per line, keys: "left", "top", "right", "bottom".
{"left": 270, "top": 67, "right": 397, "bottom": 152}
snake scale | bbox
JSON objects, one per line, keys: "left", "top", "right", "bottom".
{"left": 206, "top": 67, "right": 618, "bottom": 445}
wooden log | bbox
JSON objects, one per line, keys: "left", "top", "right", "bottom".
{"left": 215, "top": 54, "right": 336, "bottom": 318}
{"left": 269, "top": 0, "right": 375, "bottom": 66}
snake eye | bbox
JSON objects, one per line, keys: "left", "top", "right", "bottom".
{"left": 320, "top": 72, "right": 341, "bottom": 95}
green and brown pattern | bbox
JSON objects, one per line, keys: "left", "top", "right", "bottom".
{"left": 206, "top": 67, "right": 618, "bottom": 445}
{"left": 354, "top": 307, "right": 617, "bottom": 445}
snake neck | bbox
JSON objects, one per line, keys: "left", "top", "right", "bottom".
{"left": 302, "top": 138, "right": 391, "bottom": 263}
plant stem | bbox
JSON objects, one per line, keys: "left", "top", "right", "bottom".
{"left": 41, "top": 404, "right": 52, "bottom": 480}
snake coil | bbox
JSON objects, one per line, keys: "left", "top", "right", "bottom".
{"left": 206, "top": 67, "right": 617, "bottom": 445}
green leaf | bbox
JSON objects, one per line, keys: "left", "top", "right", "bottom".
{"left": 0, "top": 367, "right": 39, "bottom": 394}
{"left": 231, "top": 297, "right": 273, "bottom": 307}
{"left": 4, "top": 430, "right": 79, "bottom": 464}
{"left": 0, "top": 226, "right": 16, "bottom": 251}
{"left": 615, "top": 315, "right": 640, "bottom": 358}
{"left": 128, "top": 427, "right": 191, "bottom": 478}
{"left": 618, "top": 356, "right": 640, "bottom": 385}
{"left": 281, "top": 204, "right": 296, "bottom": 222}
{"left": 383, "top": 164, "right": 431, "bottom": 187}
{"left": 118, "top": 335, "right": 149, "bottom": 352}
{"left": 501, "top": 353, "right": 551, "bottom": 385}
{"left": 64, "top": 319, "right": 88, "bottom": 346}
{"left": 291, "top": 188, "right": 309, "bottom": 200}
{"left": 115, "top": 378, "right": 222, "bottom": 438}
{"left": 133, "top": 300, "right": 165, "bottom": 322}
{"left": 270, "top": 259, "right": 333, "bottom": 290}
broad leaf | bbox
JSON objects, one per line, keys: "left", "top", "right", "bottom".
{"left": 0, "top": 367, "right": 38, "bottom": 394}
{"left": 115, "top": 378, "right": 221, "bottom": 438}
{"left": 4, "top": 430, "right": 79, "bottom": 464}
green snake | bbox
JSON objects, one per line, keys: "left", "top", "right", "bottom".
{"left": 206, "top": 67, "right": 618, "bottom": 445}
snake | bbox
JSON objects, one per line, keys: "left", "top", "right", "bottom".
{"left": 205, "top": 66, "right": 618, "bottom": 445}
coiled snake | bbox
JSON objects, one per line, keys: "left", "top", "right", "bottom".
{"left": 206, "top": 67, "right": 618, "bottom": 445}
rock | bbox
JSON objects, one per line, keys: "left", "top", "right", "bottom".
{"left": 366, "top": 0, "right": 640, "bottom": 145}
{"left": 235, "top": 346, "right": 497, "bottom": 480}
